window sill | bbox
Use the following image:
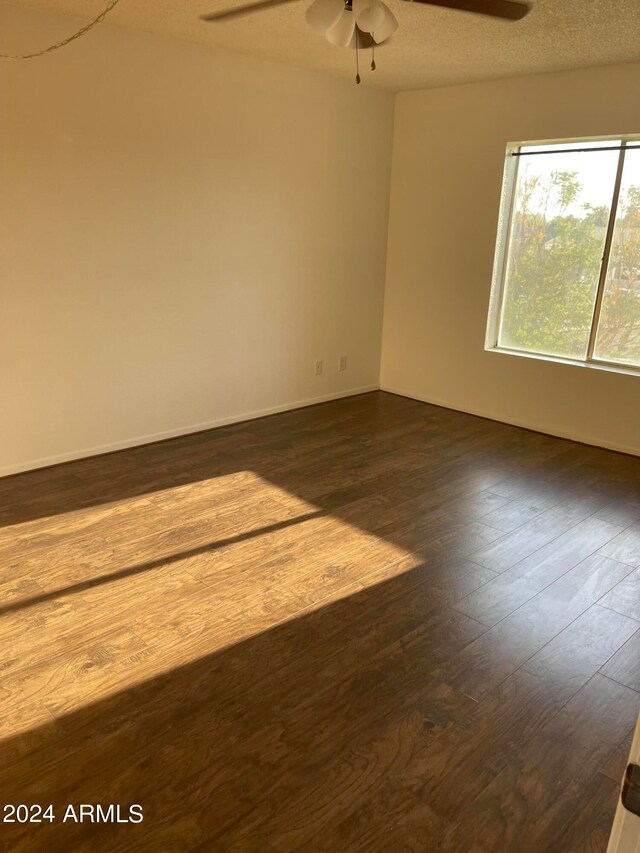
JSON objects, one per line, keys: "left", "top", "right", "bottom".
{"left": 486, "top": 345, "right": 640, "bottom": 379}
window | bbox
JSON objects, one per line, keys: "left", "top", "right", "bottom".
{"left": 487, "top": 137, "right": 640, "bottom": 372}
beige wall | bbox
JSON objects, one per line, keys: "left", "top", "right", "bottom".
{"left": 4, "top": 6, "right": 639, "bottom": 475}
{"left": 0, "top": 4, "right": 394, "bottom": 476}
{"left": 381, "top": 62, "right": 640, "bottom": 456}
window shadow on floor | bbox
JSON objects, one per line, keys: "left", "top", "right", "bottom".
{"left": 0, "top": 563, "right": 483, "bottom": 851}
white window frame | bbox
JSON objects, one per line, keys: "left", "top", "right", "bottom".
{"left": 485, "top": 133, "right": 640, "bottom": 378}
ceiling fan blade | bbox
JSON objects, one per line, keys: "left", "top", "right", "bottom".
{"left": 201, "top": 0, "right": 301, "bottom": 22}
{"left": 402, "top": 0, "right": 530, "bottom": 21}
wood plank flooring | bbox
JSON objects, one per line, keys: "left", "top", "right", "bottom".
{"left": 0, "top": 391, "right": 639, "bottom": 851}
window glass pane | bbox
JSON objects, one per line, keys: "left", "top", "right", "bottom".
{"left": 498, "top": 146, "right": 619, "bottom": 359}
{"left": 593, "top": 149, "right": 640, "bottom": 367}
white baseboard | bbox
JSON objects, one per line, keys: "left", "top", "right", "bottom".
{"left": 380, "top": 384, "right": 640, "bottom": 459}
{"left": 1, "top": 384, "right": 379, "bottom": 478}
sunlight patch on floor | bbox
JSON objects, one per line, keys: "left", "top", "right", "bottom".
{"left": 1, "top": 474, "right": 418, "bottom": 734}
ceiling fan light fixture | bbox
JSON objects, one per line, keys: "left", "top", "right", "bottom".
{"left": 308, "top": 0, "right": 397, "bottom": 46}
{"left": 305, "top": 0, "right": 344, "bottom": 35}
{"left": 370, "top": 2, "right": 398, "bottom": 41}
{"left": 356, "top": 1, "right": 385, "bottom": 33}
{"left": 325, "top": 9, "right": 357, "bottom": 46}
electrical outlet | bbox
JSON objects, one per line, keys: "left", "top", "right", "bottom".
{"left": 339, "top": 355, "right": 347, "bottom": 372}
{"left": 315, "top": 359, "right": 323, "bottom": 376}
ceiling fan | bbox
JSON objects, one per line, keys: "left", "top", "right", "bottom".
{"left": 200, "top": 0, "right": 531, "bottom": 83}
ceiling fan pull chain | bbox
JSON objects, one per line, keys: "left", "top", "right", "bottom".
{"left": 355, "top": 27, "right": 361, "bottom": 83}
{"left": 371, "top": 42, "right": 376, "bottom": 71}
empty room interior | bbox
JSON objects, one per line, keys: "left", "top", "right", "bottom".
{"left": 2, "top": 0, "right": 640, "bottom": 850}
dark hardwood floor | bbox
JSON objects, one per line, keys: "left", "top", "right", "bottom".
{"left": 0, "top": 391, "right": 638, "bottom": 851}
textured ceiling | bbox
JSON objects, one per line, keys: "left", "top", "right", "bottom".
{"left": 8, "top": 0, "right": 640, "bottom": 91}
